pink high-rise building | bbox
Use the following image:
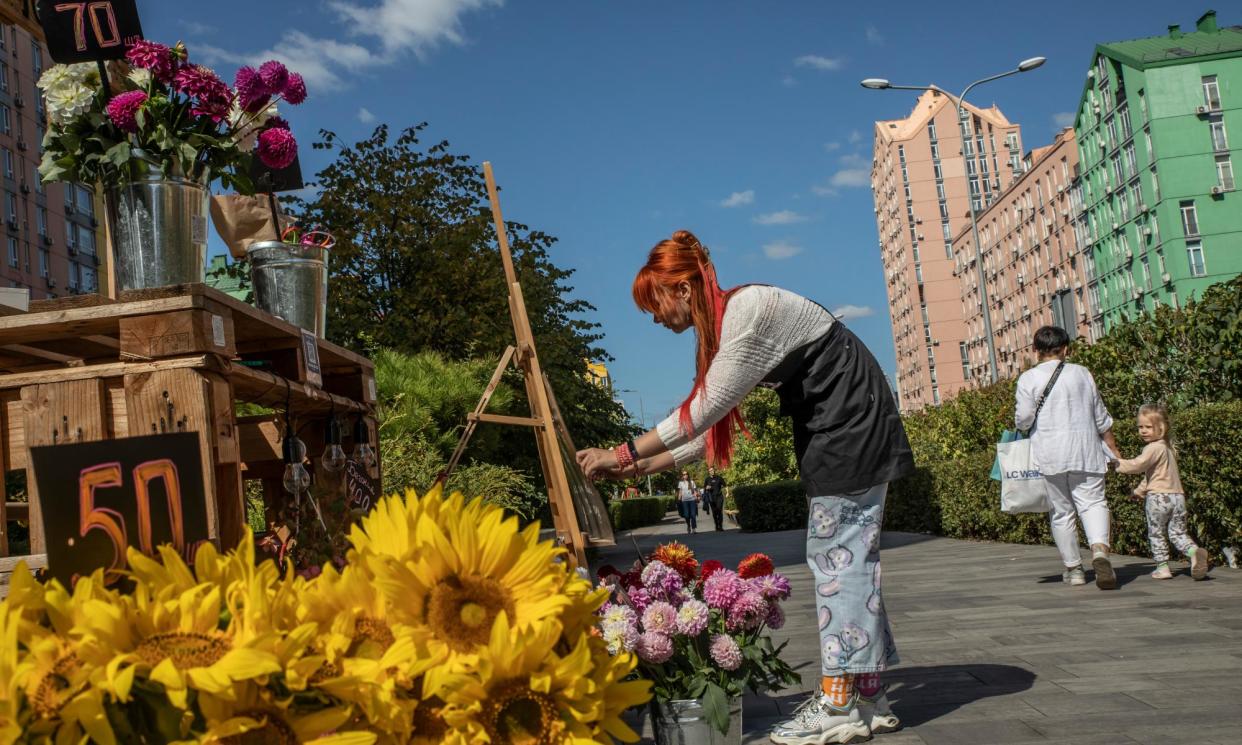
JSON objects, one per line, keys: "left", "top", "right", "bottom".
{"left": 871, "top": 89, "right": 1024, "bottom": 412}
{"left": 951, "top": 127, "right": 1096, "bottom": 382}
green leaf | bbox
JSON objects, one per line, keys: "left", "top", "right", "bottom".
{"left": 702, "top": 682, "right": 731, "bottom": 735}
{"left": 104, "top": 141, "right": 132, "bottom": 167}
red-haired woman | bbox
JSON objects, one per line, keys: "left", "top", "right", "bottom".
{"left": 578, "top": 230, "right": 914, "bottom": 744}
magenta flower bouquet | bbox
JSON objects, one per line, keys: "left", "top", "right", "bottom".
{"left": 39, "top": 40, "right": 307, "bottom": 193}
{"left": 597, "top": 543, "right": 800, "bottom": 734}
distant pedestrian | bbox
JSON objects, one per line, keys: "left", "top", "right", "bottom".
{"left": 1015, "top": 326, "right": 1120, "bottom": 589}
{"left": 704, "top": 466, "right": 727, "bottom": 530}
{"left": 1111, "top": 404, "right": 1209, "bottom": 580}
{"left": 676, "top": 470, "right": 699, "bottom": 533}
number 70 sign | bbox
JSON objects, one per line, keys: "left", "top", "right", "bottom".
{"left": 31, "top": 432, "right": 211, "bottom": 586}
{"left": 36, "top": 0, "right": 143, "bottom": 64}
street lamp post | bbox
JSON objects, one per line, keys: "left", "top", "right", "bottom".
{"left": 861, "top": 57, "right": 1045, "bottom": 385}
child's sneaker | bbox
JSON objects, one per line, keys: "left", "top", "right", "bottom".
{"left": 768, "top": 693, "right": 871, "bottom": 744}
{"left": 857, "top": 690, "right": 900, "bottom": 734}
{"left": 1189, "top": 547, "right": 1210, "bottom": 580}
{"left": 1062, "top": 566, "right": 1086, "bottom": 586}
{"left": 1091, "top": 544, "right": 1116, "bottom": 590}
{"left": 1150, "top": 563, "right": 1173, "bottom": 580}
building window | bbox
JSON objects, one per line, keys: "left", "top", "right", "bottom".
{"left": 927, "top": 120, "right": 937, "bottom": 140}
{"left": 78, "top": 228, "right": 95, "bottom": 256}
{"left": 1186, "top": 240, "right": 1206, "bottom": 277}
{"left": 1, "top": 147, "right": 10, "bottom": 179}
{"left": 0, "top": 62, "right": 7, "bottom": 92}
{"left": 1210, "top": 118, "right": 1228, "bottom": 152}
{"left": 1124, "top": 144, "right": 1137, "bottom": 176}
{"left": 36, "top": 206, "right": 46, "bottom": 237}
{"left": 1179, "top": 201, "right": 1199, "bottom": 236}
{"left": 1139, "top": 89, "right": 1147, "bottom": 120}
{"left": 1111, "top": 155, "right": 1124, "bottom": 184}
{"left": 1202, "top": 75, "right": 1221, "bottom": 110}
{"left": 38, "top": 248, "right": 48, "bottom": 277}
{"left": 32, "top": 164, "right": 44, "bottom": 194}
{"left": 30, "top": 42, "right": 42, "bottom": 77}
{"left": 1119, "top": 105, "right": 1132, "bottom": 140}
{"left": 6, "top": 236, "right": 15, "bottom": 267}
{"left": 932, "top": 386, "right": 940, "bottom": 405}
{"left": 5, "top": 191, "right": 14, "bottom": 222}
{"left": 1151, "top": 167, "right": 1161, "bottom": 202}
{"left": 1216, "top": 155, "right": 1235, "bottom": 191}
{"left": 0, "top": 104, "right": 9, "bottom": 135}
{"left": 75, "top": 185, "right": 95, "bottom": 217}
{"left": 65, "top": 220, "right": 75, "bottom": 248}
{"left": 1106, "top": 117, "right": 1118, "bottom": 148}
{"left": 1141, "top": 255, "right": 1152, "bottom": 289}
{"left": 959, "top": 342, "right": 970, "bottom": 380}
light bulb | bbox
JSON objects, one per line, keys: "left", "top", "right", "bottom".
{"left": 321, "top": 417, "right": 347, "bottom": 472}
{"left": 282, "top": 462, "right": 311, "bottom": 495}
{"left": 351, "top": 418, "right": 377, "bottom": 470}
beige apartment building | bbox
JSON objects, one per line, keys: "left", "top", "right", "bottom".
{"left": 871, "top": 89, "right": 1025, "bottom": 411}
{"left": 951, "top": 127, "right": 1095, "bottom": 383}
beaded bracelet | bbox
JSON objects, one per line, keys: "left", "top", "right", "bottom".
{"left": 614, "top": 443, "right": 635, "bottom": 471}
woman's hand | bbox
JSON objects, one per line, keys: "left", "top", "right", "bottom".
{"left": 577, "top": 447, "right": 621, "bottom": 480}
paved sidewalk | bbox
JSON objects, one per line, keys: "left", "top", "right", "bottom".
{"left": 592, "top": 514, "right": 1242, "bottom": 745}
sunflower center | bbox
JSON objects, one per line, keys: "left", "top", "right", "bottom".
{"left": 426, "top": 575, "right": 515, "bottom": 651}
{"left": 411, "top": 696, "right": 449, "bottom": 740}
{"left": 31, "top": 653, "right": 81, "bottom": 719}
{"left": 136, "top": 631, "right": 231, "bottom": 669}
{"left": 483, "top": 679, "right": 563, "bottom": 745}
{"left": 221, "top": 708, "right": 299, "bottom": 745}
{"left": 350, "top": 616, "right": 395, "bottom": 659}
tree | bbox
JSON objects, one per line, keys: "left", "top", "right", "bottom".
{"left": 723, "top": 389, "right": 798, "bottom": 487}
{"left": 289, "top": 124, "right": 633, "bottom": 479}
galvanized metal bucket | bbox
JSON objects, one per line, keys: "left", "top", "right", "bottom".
{"left": 246, "top": 240, "right": 328, "bottom": 336}
{"left": 105, "top": 154, "right": 210, "bottom": 291}
{"left": 651, "top": 698, "right": 742, "bottom": 745}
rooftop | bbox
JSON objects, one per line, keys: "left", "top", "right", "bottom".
{"left": 1099, "top": 10, "right": 1242, "bottom": 69}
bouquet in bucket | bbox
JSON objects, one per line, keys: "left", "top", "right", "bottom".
{"left": 597, "top": 543, "right": 800, "bottom": 734}
{"left": 38, "top": 39, "right": 306, "bottom": 192}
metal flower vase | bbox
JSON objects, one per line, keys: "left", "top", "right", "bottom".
{"left": 246, "top": 240, "right": 329, "bottom": 337}
{"left": 651, "top": 698, "right": 742, "bottom": 745}
{"left": 105, "top": 152, "right": 211, "bottom": 291}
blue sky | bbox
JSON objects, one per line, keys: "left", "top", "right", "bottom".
{"left": 143, "top": 0, "right": 1207, "bottom": 427}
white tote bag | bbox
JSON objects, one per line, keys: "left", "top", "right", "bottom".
{"left": 997, "top": 435, "right": 1050, "bottom": 513}
{"left": 997, "top": 361, "right": 1065, "bottom": 514}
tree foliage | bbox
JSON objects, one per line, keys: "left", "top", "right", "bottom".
{"left": 723, "top": 389, "right": 798, "bottom": 487}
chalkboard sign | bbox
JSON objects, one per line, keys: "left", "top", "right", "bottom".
{"left": 36, "top": 0, "right": 143, "bottom": 64}
{"left": 30, "top": 432, "right": 210, "bottom": 586}
{"left": 301, "top": 328, "right": 322, "bottom": 387}
{"left": 250, "top": 153, "right": 304, "bottom": 194}
{"left": 345, "top": 459, "right": 376, "bottom": 513}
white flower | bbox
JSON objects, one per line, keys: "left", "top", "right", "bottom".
{"left": 127, "top": 67, "right": 152, "bottom": 88}
{"left": 45, "top": 81, "right": 96, "bottom": 126}
{"left": 231, "top": 100, "right": 279, "bottom": 152}
{"left": 37, "top": 62, "right": 95, "bottom": 92}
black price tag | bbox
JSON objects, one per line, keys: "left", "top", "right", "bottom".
{"left": 345, "top": 459, "right": 376, "bottom": 513}
{"left": 30, "top": 432, "right": 211, "bottom": 587}
{"left": 36, "top": 0, "right": 143, "bottom": 64}
{"left": 301, "top": 328, "right": 322, "bottom": 387}
{"left": 250, "top": 153, "right": 305, "bottom": 194}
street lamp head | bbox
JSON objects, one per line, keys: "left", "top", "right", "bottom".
{"left": 1017, "top": 56, "right": 1047, "bottom": 73}
{"left": 860, "top": 78, "right": 891, "bottom": 90}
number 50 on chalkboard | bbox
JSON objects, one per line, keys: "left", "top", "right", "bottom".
{"left": 31, "top": 432, "right": 210, "bottom": 586}
{"left": 36, "top": 0, "right": 143, "bottom": 64}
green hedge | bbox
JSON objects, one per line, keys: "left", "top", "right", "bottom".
{"left": 888, "top": 400, "right": 1242, "bottom": 560}
{"left": 733, "top": 480, "right": 807, "bottom": 532}
{"left": 608, "top": 496, "right": 674, "bottom": 531}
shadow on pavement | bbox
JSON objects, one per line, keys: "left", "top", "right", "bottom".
{"left": 883, "top": 664, "right": 1037, "bottom": 728}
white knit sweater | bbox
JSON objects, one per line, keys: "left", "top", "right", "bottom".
{"left": 655, "top": 285, "right": 835, "bottom": 465}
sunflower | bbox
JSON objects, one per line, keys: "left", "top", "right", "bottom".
{"left": 19, "top": 631, "right": 116, "bottom": 745}
{"left": 350, "top": 489, "right": 576, "bottom": 663}
{"left": 437, "top": 614, "right": 612, "bottom": 745}
{"left": 195, "top": 680, "right": 370, "bottom": 745}
{"left": 0, "top": 610, "right": 31, "bottom": 745}
{"left": 581, "top": 636, "right": 649, "bottom": 744}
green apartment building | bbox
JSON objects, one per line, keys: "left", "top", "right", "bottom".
{"left": 1073, "top": 10, "right": 1242, "bottom": 335}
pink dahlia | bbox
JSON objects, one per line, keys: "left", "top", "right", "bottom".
{"left": 126, "top": 39, "right": 177, "bottom": 83}
{"left": 283, "top": 72, "right": 307, "bottom": 105}
{"left": 257, "top": 127, "right": 298, "bottom": 169}
{"left": 626, "top": 586, "right": 653, "bottom": 614}
{"left": 106, "top": 90, "right": 147, "bottom": 133}
{"left": 635, "top": 631, "right": 674, "bottom": 664}
{"left": 765, "top": 603, "right": 786, "bottom": 630}
{"left": 709, "top": 634, "right": 743, "bottom": 671}
{"left": 702, "top": 569, "right": 744, "bottom": 610}
{"left": 751, "top": 572, "right": 792, "bottom": 601}
{"left": 725, "top": 591, "right": 768, "bottom": 632}
{"left": 640, "top": 560, "right": 683, "bottom": 599}
{"left": 234, "top": 65, "right": 270, "bottom": 112}
{"left": 258, "top": 60, "right": 290, "bottom": 93}
{"left": 675, "top": 599, "right": 709, "bottom": 636}
{"left": 641, "top": 601, "right": 678, "bottom": 636}
{"left": 174, "top": 64, "right": 228, "bottom": 100}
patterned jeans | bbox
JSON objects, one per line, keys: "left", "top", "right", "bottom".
{"left": 807, "top": 483, "right": 899, "bottom": 676}
{"left": 1145, "top": 492, "right": 1197, "bottom": 563}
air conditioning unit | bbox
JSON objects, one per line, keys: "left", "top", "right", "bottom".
{"left": 1196, "top": 105, "right": 1209, "bottom": 115}
{"left": 1017, "top": 274, "right": 1026, "bottom": 285}
{"left": 1097, "top": 141, "right": 1107, "bottom": 150}
{"left": 1124, "top": 249, "right": 1133, "bottom": 260}
{"left": 1142, "top": 226, "right": 1152, "bottom": 237}
{"left": 19, "top": 182, "right": 28, "bottom": 194}
{"left": 41, "top": 233, "right": 50, "bottom": 246}
{"left": 1138, "top": 202, "right": 1148, "bottom": 212}
{"left": 915, "top": 217, "right": 923, "bottom": 224}
{"left": 1112, "top": 221, "right": 1120, "bottom": 230}
{"left": 15, "top": 139, "right": 26, "bottom": 151}
{"left": 1132, "top": 288, "right": 1143, "bottom": 299}
{"left": 46, "top": 277, "right": 56, "bottom": 288}
{"left": 1210, "top": 185, "right": 1224, "bottom": 195}
{"left": 1093, "top": 103, "right": 1101, "bottom": 114}
{"left": 1056, "top": 186, "right": 1065, "bottom": 195}
{"left": 1161, "top": 272, "right": 1172, "bottom": 285}
{"left": 12, "top": 95, "right": 22, "bottom": 107}
{"left": 1084, "top": 237, "right": 1094, "bottom": 246}
{"left": 1061, "top": 208, "right": 1070, "bottom": 217}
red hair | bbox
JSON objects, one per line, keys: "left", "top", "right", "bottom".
{"left": 632, "top": 230, "right": 748, "bottom": 467}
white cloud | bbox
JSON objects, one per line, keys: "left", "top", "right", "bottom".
{"left": 781, "top": 75, "right": 798, "bottom": 88}
{"left": 196, "top": 0, "right": 503, "bottom": 91}
{"left": 1052, "top": 111, "right": 1076, "bottom": 128}
{"left": 794, "top": 55, "right": 843, "bottom": 71}
{"left": 824, "top": 141, "right": 841, "bottom": 152}
{"left": 181, "top": 20, "right": 217, "bottom": 35}
{"left": 848, "top": 130, "right": 864, "bottom": 145}
{"left": 865, "top": 25, "right": 884, "bottom": 45}
{"left": 754, "top": 210, "right": 808, "bottom": 225}
{"left": 832, "top": 304, "right": 875, "bottom": 320}
{"left": 814, "top": 153, "right": 872, "bottom": 196}
{"left": 358, "top": 107, "right": 377, "bottom": 123}
{"left": 720, "top": 190, "right": 755, "bottom": 208}
{"left": 762, "top": 241, "right": 803, "bottom": 260}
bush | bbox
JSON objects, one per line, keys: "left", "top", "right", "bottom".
{"left": 608, "top": 496, "right": 671, "bottom": 531}
{"left": 733, "top": 480, "right": 807, "bottom": 532}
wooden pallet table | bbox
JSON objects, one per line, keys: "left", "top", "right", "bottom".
{"left": 0, "top": 284, "right": 378, "bottom": 583}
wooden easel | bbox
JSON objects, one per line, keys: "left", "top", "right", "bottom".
{"left": 440, "top": 163, "right": 614, "bottom": 567}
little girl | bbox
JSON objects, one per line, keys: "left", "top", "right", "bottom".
{"left": 1113, "top": 404, "right": 1209, "bottom": 580}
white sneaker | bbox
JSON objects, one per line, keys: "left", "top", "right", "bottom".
{"left": 769, "top": 693, "right": 871, "bottom": 744}
{"left": 1190, "top": 547, "right": 1210, "bottom": 580}
{"left": 857, "top": 691, "right": 900, "bottom": 734}
{"left": 1062, "top": 566, "right": 1087, "bottom": 586}
{"left": 1091, "top": 545, "right": 1116, "bottom": 590}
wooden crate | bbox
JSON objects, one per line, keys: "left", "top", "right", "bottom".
{"left": 0, "top": 284, "right": 378, "bottom": 584}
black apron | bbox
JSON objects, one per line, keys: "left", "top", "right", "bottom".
{"left": 761, "top": 322, "right": 915, "bottom": 496}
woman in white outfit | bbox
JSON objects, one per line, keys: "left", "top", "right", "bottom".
{"left": 1014, "top": 326, "right": 1120, "bottom": 589}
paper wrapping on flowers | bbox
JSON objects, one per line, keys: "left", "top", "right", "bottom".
{"left": 210, "top": 194, "right": 293, "bottom": 258}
